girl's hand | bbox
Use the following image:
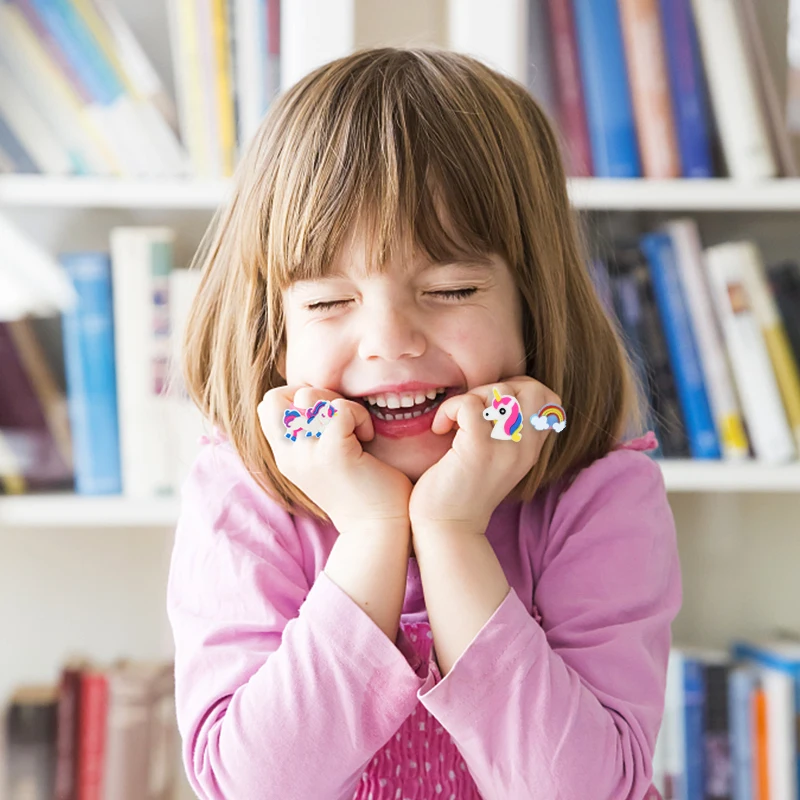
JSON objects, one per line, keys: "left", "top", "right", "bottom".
{"left": 258, "top": 386, "right": 412, "bottom": 537}
{"left": 408, "top": 377, "right": 562, "bottom": 536}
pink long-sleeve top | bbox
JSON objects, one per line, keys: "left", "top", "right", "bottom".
{"left": 166, "top": 430, "right": 681, "bottom": 800}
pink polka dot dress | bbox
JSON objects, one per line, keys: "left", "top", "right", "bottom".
{"left": 352, "top": 619, "right": 483, "bottom": 800}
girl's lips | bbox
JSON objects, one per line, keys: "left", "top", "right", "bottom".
{"left": 364, "top": 387, "right": 462, "bottom": 439}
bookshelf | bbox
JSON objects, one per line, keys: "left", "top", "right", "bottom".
{"left": 1, "top": 0, "right": 800, "bottom": 797}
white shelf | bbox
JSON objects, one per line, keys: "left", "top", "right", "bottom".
{"left": 0, "top": 175, "right": 231, "bottom": 210}
{"left": 1, "top": 461, "right": 797, "bottom": 528}
{"left": 3, "top": 175, "right": 800, "bottom": 211}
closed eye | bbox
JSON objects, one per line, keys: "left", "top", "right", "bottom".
{"left": 427, "top": 288, "right": 478, "bottom": 300}
{"left": 305, "top": 299, "right": 353, "bottom": 311}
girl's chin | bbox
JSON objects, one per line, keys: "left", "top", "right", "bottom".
{"left": 362, "top": 430, "right": 453, "bottom": 481}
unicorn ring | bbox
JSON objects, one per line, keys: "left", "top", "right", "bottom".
{"left": 482, "top": 387, "right": 524, "bottom": 442}
{"left": 530, "top": 403, "right": 567, "bottom": 433}
{"left": 282, "top": 400, "right": 337, "bottom": 442}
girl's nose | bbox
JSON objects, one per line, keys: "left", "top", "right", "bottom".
{"left": 357, "top": 303, "right": 426, "bottom": 362}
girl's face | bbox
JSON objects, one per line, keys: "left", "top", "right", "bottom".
{"left": 280, "top": 228, "right": 527, "bottom": 481}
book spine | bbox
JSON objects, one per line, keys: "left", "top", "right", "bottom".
{"left": 265, "top": 0, "right": 280, "bottom": 101}
{"left": 767, "top": 261, "right": 800, "bottom": 368}
{"left": 737, "top": 243, "right": 800, "bottom": 451}
{"left": 666, "top": 651, "right": 687, "bottom": 800}
{"left": 618, "top": 0, "right": 681, "bottom": 178}
{"left": 197, "top": 0, "right": 222, "bottom": 177}
{"left": 657, "top": 0, "right": 713, "bottom": 177}
{"left": 0, "top": 112, "right": 39, "bottom": 173}
{"left": 690, "top": 0, "right": 777, "bottom": 180}
{"left": 55, "top": 667, "right": 82, "bottom": 800}
{"left": 76, "top": 671, "right": 108, "bottom": 800}
{"left": 664, "top": 219, "right": 749, "bottom": 459}
{"left": 703, "top": 662, "right": 732, "bottom": 800}
{"left": 212, "top": 0, "right": 237, "bottom": 175}
{"left": 60, "top": 252, "right": 122, "bottom": 495}
{"left": 704, "top": 243, "right": 796, "bottom": 463}
{"left": 641, "top": 232, "right": 721, "bottom": 459}
{"left": 110, "top": 228, "right": 175, "bottom": 497}
{"left": 728, "top": 667, "right": 755, "bottom": 800}
{"left": 633, "top": 258, "right": 691, "bottom": 458}
{"left": 545, "top": 0, "right": 593, "bottom": 176}
{"left": 683, "top": 657, "right": 705, "bottom": 800}
{"left": 571, "top": 0, "right": 642, "bottom": 177}
{"left": 752, "top": 682, "right": 769, "bottom": 800}
{"left": 526, "top": 0, "right": 557, "bottom": 121}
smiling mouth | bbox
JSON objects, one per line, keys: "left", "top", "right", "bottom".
{"left": 357, "top": 387, "right": 457, "bottom": 421}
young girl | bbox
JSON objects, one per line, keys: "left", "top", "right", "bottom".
{"left": 167, "top": 46, "right": 682, "bottom": 800}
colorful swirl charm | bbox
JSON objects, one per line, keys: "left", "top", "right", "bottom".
{"left": 482, "top": 387, "right": 523, "bottom": 442}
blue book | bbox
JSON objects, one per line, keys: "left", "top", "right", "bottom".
{"left": 27, "top": 0, "right": 122, "bottom": 106}
{"left": 658, "top": 0, "right": 714, "bottom": 177}
{"left": 728, "top": 666, "right": 756, "bottom": 800}
{"left": 683, "top": 657, "right": 706, "bottom": 800}
{"left": 732, "top": 639, "right": 800, "bottom": 795}
{"left": 0, "top": 114, "right": 39, "bottom": 173}
{"left": 640, "top": 233, "right": 720, "bottom": 459}
{"left": 60, "top": 252, "right": 122, "bottom": 495}
{"left": 572, "top": 0, "right": 642, "bottom": 177}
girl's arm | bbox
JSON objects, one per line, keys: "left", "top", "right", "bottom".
{"left": 167, "top": 442, "right": 423, "bottom": 800}
{"left": 414, "top": 448, "right": 682, "bottom": 800}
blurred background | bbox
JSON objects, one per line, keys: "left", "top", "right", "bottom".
{"left": 1, "top": 0, "right": 800, "bottom": 798}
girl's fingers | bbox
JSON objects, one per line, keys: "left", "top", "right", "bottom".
{"left": 431, "top": 392, "right": 484, "bottom": 437}
{"left": 328, "top": 398, "right": 375, "bottom": 443}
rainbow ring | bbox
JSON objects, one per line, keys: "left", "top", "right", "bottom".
{"left": 529, "top": 403, "right": 566, "bottom": 433}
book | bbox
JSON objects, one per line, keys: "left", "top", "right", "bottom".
{"left": 690, "top": 0, "right": 777, "bottom": 180}
{"left": 640, "top": 232, "right": 721, "bottom": 459}
{"left": 786, "top": 0, "right": 800, "bottom": 134}
{"left": 732, "top": 639, "right": 800, "bottom": 800}
{"left": 75, "top": 667, "right": 108, "bottom": 800}
{"left": 60, "top": 252, "right": 122, "bottom": 495}
{"left": 572, "top": 0, "right": 642, "bottom": 177}
{"left": 657, "top": 0, "right": 714, "bottom": 177}
{"left": 0, "top": 113, "right": 38, "bottom": 173}
{"left": 0, "top": 321, "right": 73, "bottom": 492}
{"left": 545, "top": 0, "right": 593, "bottom": 176}
{"left": 663, "top": 219, "right": 749, "bottom": 460}
{"left": 55, "top": 659, "right": 87, "bottom": 800}
{"left": 168, "top": 268, "right": 207, "bottom": 492}
{"left": 618, "top": 0, "right": 681, "bottom": 178}
{"left": 617, "top": 245, "right": 690, "bottom": 458}
{"left": 109, "top": 227, "right": 175, "bottom": 497}
{"left": 736, "top": 0, "right": 798, "bottom": 177}
{"left": 526, "top": 0, "right": 557, "bottom": 123}
{"left": 735, "top": 243, "right": 800, "bottom": 452}
{"left": 102, "top": 660, "right": 177, "bottom": 800}
{"left": 767, "top": 261, "right": 800, "bottom": 370}
{"left": 704, "top": 243, "right": 796, "bottom": 463}
{"left": 728, "top": 664, "right": 757, "bottom": 800}
{"left": 5, "top": 684, "right": 59, "bottom": 800}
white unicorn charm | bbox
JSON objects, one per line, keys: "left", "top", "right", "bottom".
{"left": 482, "top": 387, "right": 524, "bottom": 442}
{"left": 282, "top": 400, "right": 337, "bottom": 442}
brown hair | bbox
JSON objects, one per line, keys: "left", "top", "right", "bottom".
{"left": 182, "top": 46, "right": 646, "bottom": 520}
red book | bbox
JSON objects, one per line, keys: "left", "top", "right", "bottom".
{"left": 546, "top": 0, "right": 593, "bottom": 176}
{"left": 76, "top": 668, "right": 109, "bottom": 800}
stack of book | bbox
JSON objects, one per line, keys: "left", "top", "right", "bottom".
{"left": 0, "top": 0, "right": 280, "bottom": 178}
{"left": 593, "top": 219, "right": 800, "bottom": 463}
{"left": 0, "top": 227, "right": 205, "bottom": 497}
{"left": 530, "top": 0, "right": 798, "bottom": 180}
{"left": 654, "top": 639, "right": 800, "bottom": 800}
{"left": 3, "top": 658, "right": 178, "bottom": 800}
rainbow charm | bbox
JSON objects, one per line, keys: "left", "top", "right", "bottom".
{"left": 482, "top": 387, "right": 523, "bottom": 442}
{"left": 530, "top": 403, "right": 567, "bottom": 433}
{"left": 283, "top": 400, "right": 337, "bottom": 442}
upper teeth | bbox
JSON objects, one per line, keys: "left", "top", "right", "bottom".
{"left": 366, "top": 388, "right": 446, "bottom": 408}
